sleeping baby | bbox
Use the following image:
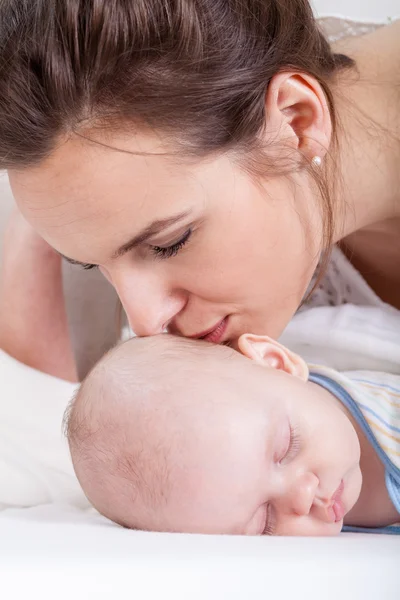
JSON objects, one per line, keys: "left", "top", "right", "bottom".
{"left": 65, "top": 333, "right": 400, "bottom": 536}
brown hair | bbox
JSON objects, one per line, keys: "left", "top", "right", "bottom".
{"left": 0, "top": 0, "right": 354, "bottom": 246}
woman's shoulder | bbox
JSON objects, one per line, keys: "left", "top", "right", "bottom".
{"left": 333, "top": 19, "right": 400, "bottom": 79}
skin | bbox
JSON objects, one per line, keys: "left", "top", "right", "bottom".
{"left": 9, "top": 22, "right": 400, "bottom": 343}
{"left": 0, "top": 210, "right": 77, "bottom": 381}
{"left": 74, "top": 334, "right": 399, "bottom": 536}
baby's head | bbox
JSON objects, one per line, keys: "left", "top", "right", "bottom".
{"left": 65, "top": 334, "right": 362, "bottom": 536}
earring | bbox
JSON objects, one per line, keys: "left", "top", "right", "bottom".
{"left": 311, "top": 156, "right": 322, "bottom": 167}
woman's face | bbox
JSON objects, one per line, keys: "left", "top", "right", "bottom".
{"left": 9, "top": 131, "right": 322, "bottom": 342}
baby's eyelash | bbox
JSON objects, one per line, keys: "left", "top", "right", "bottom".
{"left": 263, "top": 427, "right": 300, "bottom": 535}
{"left": 285, "top": 426, "right": 301, "bottom": 462}
{"left": 262, "top": 504, "right": 275, "bottom": 536}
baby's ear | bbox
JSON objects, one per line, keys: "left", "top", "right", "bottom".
{"left": 238, "top": 334, "right": 308, "bottom": 381}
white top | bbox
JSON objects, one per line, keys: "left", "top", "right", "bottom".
{"left": 300, "top": 246, "right": 387, "bottom": 311}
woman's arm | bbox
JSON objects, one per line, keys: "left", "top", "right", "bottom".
{"left": 0, "top": 210, "right": 78, "bottom": 382}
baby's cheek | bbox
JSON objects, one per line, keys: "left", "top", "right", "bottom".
{"left": 247, "top": 507, "right": 267, "bottom": 536}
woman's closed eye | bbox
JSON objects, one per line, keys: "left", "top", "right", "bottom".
{"left": 63, "top": 256, "right": 98, "bottom": 271}
{"left": 151, "top": 228, "right": 192, "bottom": 260}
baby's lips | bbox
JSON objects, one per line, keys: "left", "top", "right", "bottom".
{"left": 332, "top": 497, "right": 346, "bottom": 522}
{"left": 325, "top": 480, "right": 345, "bottom": 523}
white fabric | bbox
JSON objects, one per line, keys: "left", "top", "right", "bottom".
{"left": 280, "top": 303, "right": 400, "bottom": 374}
{"left": 0, "top": 504, "right": 398, "bottom": 600}
{"left": 0, "top": 350, "right": 88, "bottom": 509}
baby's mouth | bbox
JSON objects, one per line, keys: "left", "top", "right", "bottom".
{"left": 326, "top": 480, "right": 345, "bottom": 523}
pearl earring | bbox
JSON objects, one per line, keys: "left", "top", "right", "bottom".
{"left": 311, "top": 156, "right": 322, "bottom": 167}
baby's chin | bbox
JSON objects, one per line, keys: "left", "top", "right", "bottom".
{"left": 312, "top": 522, "right": 344, "bottom": 537}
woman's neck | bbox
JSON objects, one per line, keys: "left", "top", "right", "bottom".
{"left": 332, "top": 20, "right": 400, "bottom": 242}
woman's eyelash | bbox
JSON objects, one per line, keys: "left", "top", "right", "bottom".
{"left": 64, "top": 257, "right": 98, "bottom": 271}
{"left": 152, "top": 228, "right": 192, "bottom": 259}
{"left": 65, "top": 229, "right": 192, "bottom": 269}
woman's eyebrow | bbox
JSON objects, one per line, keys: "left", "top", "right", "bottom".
{"left": 57, "top": 210, "right": 191, "bottom": 266}
{"left": 111, "top": 210, "right": 191, "bottom": 259}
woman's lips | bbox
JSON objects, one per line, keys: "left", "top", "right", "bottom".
{"left": 192, "top": 318, "right": 228, "bottom": 344}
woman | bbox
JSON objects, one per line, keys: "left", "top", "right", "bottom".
{"left": 2, "top": 1, "right": 400, "bottom": 344}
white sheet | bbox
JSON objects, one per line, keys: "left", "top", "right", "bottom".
{"left": 0, "top": 350, "right": 88, "bottom": 509}
{"left": 0, "top": 504, "right": 398, "bottom": 600}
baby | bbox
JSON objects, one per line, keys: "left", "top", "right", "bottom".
{"left": 66, "top": 333, "right": 400, "bottom": 536}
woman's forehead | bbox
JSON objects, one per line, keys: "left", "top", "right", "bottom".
{"left": 9, "top": 140, "right": 197, "bottom": 251}
{"left": 9, "top": 133, "right": 238, "bottom": 220}
{"left": 11, "top": 137, "right": 180, "bottom": 206}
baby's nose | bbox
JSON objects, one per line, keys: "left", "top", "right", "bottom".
{"left": 286, "top": 472, "right": 319, "bottom": 516}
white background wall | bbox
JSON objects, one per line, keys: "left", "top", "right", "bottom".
{"left": 312, "top": 0, "right": 399, "bottom": 21}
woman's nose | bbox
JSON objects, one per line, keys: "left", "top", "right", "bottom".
{"left": 110, "top": 267, "right": 187, "bottom": 336}
{"left": 282, "top": 472, "right": 319, "bottom": 517}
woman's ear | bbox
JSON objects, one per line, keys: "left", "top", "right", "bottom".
{"left": 238, "top": 333, "right": 309, "bottom": 381}
{"left": 264, "top": 72, "right": 332, "bottom": 161}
